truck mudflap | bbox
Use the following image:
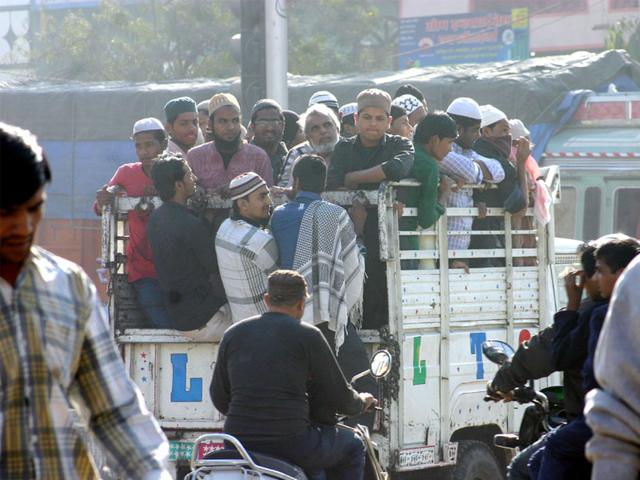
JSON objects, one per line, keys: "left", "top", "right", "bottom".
{"left": 394, "top": 442, "right": 458, "bottom": 471}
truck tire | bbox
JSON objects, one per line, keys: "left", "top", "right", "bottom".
{"left": 450, "top": 440, "right": 504, "bottom": 480}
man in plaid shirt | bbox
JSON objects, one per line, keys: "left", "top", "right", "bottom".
{"left": 0, "top": 123, "right": 170, "bottom": 479}
{"left": 440, "top": 98, "right": 505, "bottom": 268}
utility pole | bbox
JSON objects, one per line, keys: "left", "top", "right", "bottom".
{"left": 265, "top": 0, "right": 288, "bottom": 108}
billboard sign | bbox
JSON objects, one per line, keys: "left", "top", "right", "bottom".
{"left": 398, "top": 9, "right": 529, "bottom": 68}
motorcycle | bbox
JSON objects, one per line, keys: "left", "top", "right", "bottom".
{"left": 185, "top": 349, "right": 393, "bottom": 480}
{"left": 482, "top": 340, "right": 566, "bottom": 450}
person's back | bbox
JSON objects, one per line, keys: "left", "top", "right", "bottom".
{"left": 213, "top": 312, "right": 351, "bottom": 439}
{"left": 211, "top": 270, "right": 375, "bottom": 480}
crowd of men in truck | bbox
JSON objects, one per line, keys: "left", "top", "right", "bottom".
{"left": 1, "top": 80, "right": 640, "bottom": 479}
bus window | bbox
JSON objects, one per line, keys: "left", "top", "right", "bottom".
{"left": 583, "top": 187, "right": 601, "bottom": 240}
{"left": 614, "top": 188, "right": 640, "bottom": 238}
{"left": 555, "top": 186, "right": 577, "bottom": 239}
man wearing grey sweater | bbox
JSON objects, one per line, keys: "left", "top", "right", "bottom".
{"left": 585, "top": 254, "right": 640, "bottom": 480}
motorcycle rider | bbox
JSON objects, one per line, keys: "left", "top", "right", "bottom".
{"left": 210, "top": 269, "right": 378, "bottom": 480}
{"left": 487, "top": 241, "right": 604, "bottom": 479}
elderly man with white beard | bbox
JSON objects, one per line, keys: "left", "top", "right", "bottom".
{"left": 277, "top": 103, "right": 340, "bottom": 187}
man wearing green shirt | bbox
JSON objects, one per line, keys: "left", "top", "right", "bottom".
{"left": 403, "top": 112, "right": 458, "bottom": 268}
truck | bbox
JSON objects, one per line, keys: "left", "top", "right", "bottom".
{"left": 101, "top": 167, "right": 561, "bottom": 479}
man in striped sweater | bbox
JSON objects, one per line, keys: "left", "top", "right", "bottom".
{"left": 215, "top": 172, "right": 279, "bottom": 323}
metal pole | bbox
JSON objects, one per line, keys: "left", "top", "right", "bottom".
{"left": 265, "top": 0, "right": 288, "bottom": 108}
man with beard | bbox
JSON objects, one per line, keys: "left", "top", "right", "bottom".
{"left": 94, "top": 117, "right": 171, "bottom": 328}
{"left": 278, "top": 103, "right": 340, "bottom": 187}
{"left": 250, "top": 99, "right": 288, "bottom": 184}
{"left": 164, "top": 96, "right": 203, "bottom": 156}
{"left": 0, "top": 122, "right": 171, "bottom": 479}
{"left": 187, "top": 93, "right": 273, "bottom": 195}
{"left": 215, "top": 173, "right": 278, "bottom": 323}
{"left": 148, "top": 155, "right": 230, "bottom": 340}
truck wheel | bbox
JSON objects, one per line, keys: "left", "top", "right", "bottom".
{"left": 450, "top": 440, "right": 504, "bottom": 480}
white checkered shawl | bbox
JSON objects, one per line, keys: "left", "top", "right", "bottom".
{"left": 292, "top": 200, "right": 365, "bottom": 352}
{"left": 216, "top": 218, "right": 279, "bottom": 323}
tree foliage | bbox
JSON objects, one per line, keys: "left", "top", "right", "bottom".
{"left": 35, "top": 0, "right": 239, "bottom": 81}
{"left": 34, "top": 0, "right": 397, "bottom": 81}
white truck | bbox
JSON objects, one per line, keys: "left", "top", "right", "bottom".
{"left": 101, "top": 168, "right": 561, "bottom": 479}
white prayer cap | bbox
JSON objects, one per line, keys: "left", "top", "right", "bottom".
{"left": 480, "top": 104, "right": 508, "bottom": 128}
{"left": 197, "top": 100, "right": 209, "bottom": 112}
{"left": 446, "top": 97, "right": 482, "bottom": 121}
{"left": 338, "top": 102, "right": 357, "bottom": 118}
{"left": 132, "top": 117, "right": 165, "bottom": 136}
{"left": 308, "top": 90, "right": 339, "bottom": 109}
{"left": 509, "top": 119, "right": 530, "bottom": 138}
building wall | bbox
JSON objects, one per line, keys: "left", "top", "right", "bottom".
{"left": 399, "top": 0, "right": 640, "bottom": 55}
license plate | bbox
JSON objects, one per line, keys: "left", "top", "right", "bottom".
{"left": 396, "top": 446, "right": 436, "bottom": 470}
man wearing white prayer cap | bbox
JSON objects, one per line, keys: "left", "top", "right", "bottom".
{"left": 438, "top": 98, "right": 506, "bottom": 269}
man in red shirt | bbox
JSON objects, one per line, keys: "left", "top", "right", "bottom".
{"left": 94, "top": 117, "right": 171, "bottom": 328}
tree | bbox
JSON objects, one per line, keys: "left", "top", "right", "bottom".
{"left": 286, "top": 0, "right": 398, "bottom": 74}
{"left": 35, "top": 0, "right": 239, "bottom": 81}
{"left": 33, "top": 0, "right": 398, "bottom": 81}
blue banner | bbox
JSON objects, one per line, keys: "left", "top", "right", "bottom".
{"left": 398, "top": 9, "right": 529, "bottom": 68}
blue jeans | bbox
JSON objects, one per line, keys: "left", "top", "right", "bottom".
{"left": 242, "top": 425, "right": 366, "bottom": 480}
{"left": 132, "top": 278, "right": 172, "bottom": 328}
{"left": 528, "top": 416, "right": 592, "bottom": 480}
{"left": 507, "top": 432, "right": 548, "bottom": 480}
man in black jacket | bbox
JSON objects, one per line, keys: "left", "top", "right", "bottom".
{"left": 471, "top": 105, "right": 529, "bottom": 267}
{"left": 326, "top": 88, "right": 414, "bottom": 329}
{"left": 147, "top": 154, "right": 229, "bottom": 339}
{"left": 488, "top": 242, "right": 602, "bottom": 480}
{"left": 211, "top": 270, "right": 377, "bottom": 480}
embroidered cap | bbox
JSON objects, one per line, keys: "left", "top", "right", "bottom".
{"left": 392, "top": 94, "right": 422, "bottom": 115}
{"left": 209, "top": 93, "right": 241, "bottom": 117}
{"left": 308, "top": 90, "right": 339, "bottom": 109}
{"left": 228, "top": 172, "right": 267, "bottom": 201}
{"left": 338, "top": 102, "right": 358, "bottom": 119}
{"left": 357, "top": 88, "right": 392, "bottom": 114}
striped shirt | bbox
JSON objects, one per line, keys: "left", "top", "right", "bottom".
{"left": 439, "top": 143, "right": 505, "bottom": 251}
{"left": 278, "top": 142, "right": 313, "bottom": 187}
{"left": 215, "top": 217, "right": 279, "bottom": 323}
{"left": 0, "top": 247, "right": 169, "bottom": 479}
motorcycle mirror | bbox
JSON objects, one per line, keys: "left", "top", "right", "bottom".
{"left": 369, "top": 350, "right": 392, "bottom": 379}
{"left": 482, "top": 340, "right": 515, "bottom": 366}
